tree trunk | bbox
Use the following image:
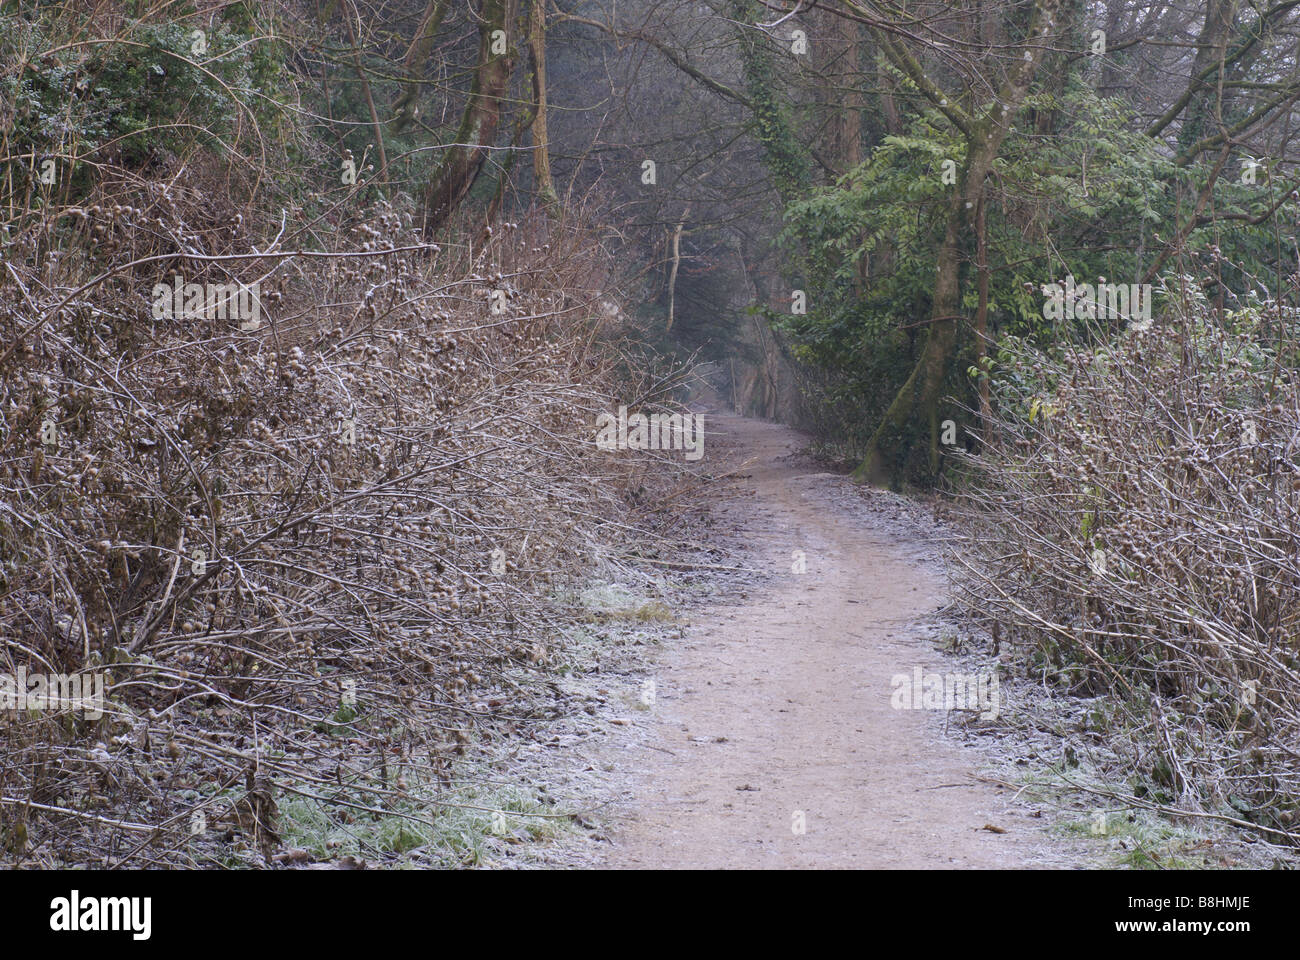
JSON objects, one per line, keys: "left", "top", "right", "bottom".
{"left": 391, "top": 0, "right": 450, "bottom": 134}
{"left": 1178, "top": 0, "right": 1240, "bottom": 151}
{"left": 817, "top": 6, "right": 862, "bottom": 175}
{"left": 665, "top": 210, "right": 689, "bottom": 331}
{"left": 853, "top": 127, "right": 1011, "bottom": 483}
{"left": 852, "top": 197, "right": 963, "bottom": 485}
{"left": 975, "top": 194, "right": 991, "bottom": 429}
{"left": 343, "top": 0, "right": 387, "bottom": 184}
{"left": 876, "top": 52, "right": 902, "bottom": 136}
{"left": 853, "top": 0, "right": 1062, "bottom": 484}
{"left": 421, "top": 0, "right": 518, "bottom": 236}
{"left": 528, "top": 0, "right": 558, "bottom": 207}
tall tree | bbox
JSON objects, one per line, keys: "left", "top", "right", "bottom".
{"left": 421, "top": 0, "right": 518, "bottom": 235}
{"left": 848, "top": 0, "right": 1064, "bottom": 483}
{"left": 391, "top": 0, "right": 451, "bottom": 134}
{"left": 528, "top": 0, "right": 558, "bottom": 207}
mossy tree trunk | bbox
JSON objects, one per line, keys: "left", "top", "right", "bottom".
{"left": 527, "top": 0, "right": 558, "bottom": 208}
{"left": 421, "top": 0, "right": 518, "bottom": 236}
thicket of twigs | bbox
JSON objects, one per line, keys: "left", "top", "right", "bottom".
{"left": 950, "top": 289, "right": 1300, "bottom": 841}
{"left": 0, "top": 144, "right": 686, "bottom": 865}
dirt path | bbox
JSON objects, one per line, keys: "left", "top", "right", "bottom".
{"left": 585, "top": 409, "right": 1077, "bottom": 868}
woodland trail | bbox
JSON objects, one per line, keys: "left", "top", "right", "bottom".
{"left": 586, "top": 408, "right": 1077, "bottom": 869}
